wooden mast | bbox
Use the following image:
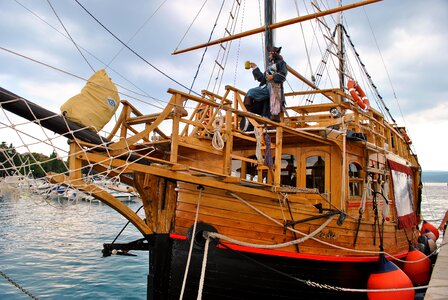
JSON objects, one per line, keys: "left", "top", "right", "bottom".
{"left": 265, "top": 0, "right": 275, "bottom": 66}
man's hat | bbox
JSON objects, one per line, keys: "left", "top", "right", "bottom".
{"left": 268, "top": 46, "right": 282, "bottom": 54}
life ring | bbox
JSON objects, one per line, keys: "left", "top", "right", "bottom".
{"left": 347, "top": 80, "right": 370, "bottom": 110}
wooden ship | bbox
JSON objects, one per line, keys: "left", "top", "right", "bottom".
{"left": 0, "top": 0, "right": 429, "bottom": 299}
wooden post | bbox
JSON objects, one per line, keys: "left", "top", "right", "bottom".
{"left": 170, "top": 94, "right": 182, "bottom": 164}
{"left": 274, "top": 127, "right": 283, "bottom": 186}
{"left": 68, "top": 142, "right": 82, "bottom": 180}
{"left": 223, "top": 109, "right": 233, "bottom": 175}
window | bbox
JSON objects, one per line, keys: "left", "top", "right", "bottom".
{"left": 348, "top": 163, "right": 362, "bottom": 196}
{"left": 306, "top": 156, "right": 325, "bottom": 193}
{"left": 281, "top": 154, "right": 296, "bottom": 186}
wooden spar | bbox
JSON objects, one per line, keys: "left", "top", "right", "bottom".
{"left": 286, "top": 65, "right": 334, "bottom": 102}
{"left": 0, "top": 86, "right": 109, "bottom": 145}
{"left": 172, "top": 0, "right": 382, "bottom": 55}
{"left": 50, "top": 174, "right": 152, "bottom": 236}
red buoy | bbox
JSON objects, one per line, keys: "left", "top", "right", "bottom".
{"left": 403, "top": 246, "right": 431, "bottom": 286}
{"left": 367, "top": 255, "right": 414, "bottom": 300}
{"left": 420, "top": 220, "right": 439, "bottom": 240}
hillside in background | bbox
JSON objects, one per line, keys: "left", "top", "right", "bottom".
{"left": 422, "top": 171, "right": 448, "bottom": 183}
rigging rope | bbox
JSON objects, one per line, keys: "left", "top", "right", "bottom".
{"left": 0, "top": 46, "right": 167, "bottom": 110}
{"left": 106, "top": 0, "right": 168, "bottom": 67}
{"left": 14, "top": 0, "right": 169, "bottom": 108}
{"left": 173, "top": 0, "right": 208, "bottom": 53}
{"left": 189, "top": 0, "right": 226, "bottom": 94}
{"left": 342, "top": 25, "right": 393, "bottom": 122}
{"left": 231, "top": 0, "right": 246, "bottom": 88}
{"left": 362, "top": 8, "right": 400, "bottom": 124}
{"left": 208, "top": 0, "right": 242, "bottom": 94}
{"left": 294, "top": 1, "right": 314, "bottom": 80}
{"left": 46, "top": 0, "right": 95, "bottom": 72}
{"left": 73, "top": 0, "right": 201, "bottom": 97}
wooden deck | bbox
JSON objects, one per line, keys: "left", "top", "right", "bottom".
{"left": 425, "top": 233, "right": 448, "bottom": 299}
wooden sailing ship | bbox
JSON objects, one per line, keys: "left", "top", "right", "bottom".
{"left": 0, "top": 0, "right": 428, "bottom": 299}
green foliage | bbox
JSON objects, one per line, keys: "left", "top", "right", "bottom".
{"left": 0, "top": 142, "right": 68, "bottom": 178}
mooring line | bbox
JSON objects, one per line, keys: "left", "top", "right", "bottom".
{"left": 0, "top": 270, "right": 39, "bottom": 300}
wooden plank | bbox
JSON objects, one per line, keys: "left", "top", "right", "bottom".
{"left": 287, "top": 103, "right": 339, "bottom": 114}
{"left": 75, "top": 152, "right": 282, "bottom": 199}
{"left": 425, "top": 234, "right": 448, "bottom": 300}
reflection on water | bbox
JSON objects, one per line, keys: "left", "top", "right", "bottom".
{"left": 421, "top": 182, "right": 448, "bottom": 224}
{"left": 0, "top": 196, "right": 147, "bottom": 299}
{"left": 0, "top": 183, "right": 447, "bottom": 299}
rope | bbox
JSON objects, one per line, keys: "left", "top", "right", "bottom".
{"left": 228, "top": 192, "right": 444, "bottom": 260}
{"left": 106, "top": 0, "right": 168, "bottom": 67}
{"left": 173, "top": 0, "right": 208, "bottom": 52}
{"left": 0, "top": 270, "right": 39, "bottom": 300}
{"left": 14, "top": 0, "right": 167, "bottom": 107}
{"left": 111, "top": 205, "right": 144, "bottom": 244}
{"left": 206, "top": 215, "right": 336, "bottom": 249}
{"left": 46, "top": 0, "right": 95, "bottom": 72}
{"left": 197, "top": 236, "right": 210, "bottom": 300}
{"left": 188, "top": 0, "right": 225, "bottom": 94}
{"left": 73, "top": 0, "right": 200, "bottom": 97}
{"left": 179, "top": 186, "right": 203, "bottom": 300}
{"left": 215, "top": 240, "right": 446, "bottom": 294}
{"left": 0, "top": 46, "right": 167, "bottom": 110}
{"left": 211, "top": 110, "right": 224, "bottom": 150}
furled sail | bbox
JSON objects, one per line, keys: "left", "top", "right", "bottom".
{"left": 61, "top": 69, "right": 120, "bottom": 131}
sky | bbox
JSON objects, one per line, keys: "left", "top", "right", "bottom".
{"left": 0, "top": 0, "right": 447, "bottom": 171}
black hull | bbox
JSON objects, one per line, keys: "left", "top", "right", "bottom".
{"left": 148, "top": 234, "right": 375, "bottom": 300}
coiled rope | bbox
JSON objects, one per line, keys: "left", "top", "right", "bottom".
{"left": 211, "top": 110, "right": 224, "bottom": 150}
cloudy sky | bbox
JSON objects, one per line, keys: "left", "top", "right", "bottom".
{"left": 0, "top": 0, "right": 447, "bottom": 171}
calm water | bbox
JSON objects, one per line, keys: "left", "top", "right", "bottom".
{"left": 0, "top": 194, "right": 148, "bottom": 300}
{"left": 0, "top": 183, "right": 447, "bottom": 299}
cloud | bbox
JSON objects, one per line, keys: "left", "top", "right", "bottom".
{"left": 406, "top": 102, "right": 448, "bottom": 171}
{"left": 1, "top": 0, "right": 447, "bottom": 171}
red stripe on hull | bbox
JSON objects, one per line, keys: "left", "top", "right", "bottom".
{"left": 169, "top": 233, "right": 408, "bottom": 262}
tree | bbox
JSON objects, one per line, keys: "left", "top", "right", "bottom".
{"left": 0, "top": 142, "right": 68, "bottom": 178}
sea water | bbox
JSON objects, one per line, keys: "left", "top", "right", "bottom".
{"left": 0, "top": 195, "right": 147, "bottom": 299}
{"left": 0, "top": 183, "right": 447, "bottom": 299}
